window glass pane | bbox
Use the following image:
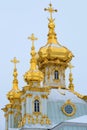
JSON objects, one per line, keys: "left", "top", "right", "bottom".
{"left": 54, "top": 70, "right": 59, "bottom": 79}
{"left": 34, "top": 100, "right": 40, "bottom": 112}
{"left": 64, "top": 105, "right": 73, "bottom": 114}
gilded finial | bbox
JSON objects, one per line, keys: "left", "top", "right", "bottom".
{"left": 11, "top": 57, "right": 19, "bottom": 69}
{"left": 28, "top": 34, "right": 38, "bottom": 70}
{"left": 24, "top": 34, "right": 44, "bottom": 84}
{"left": 68, "top": 63, "right": 74, "bottom": 91}
{"left": 44, "top": 3, "right": 57, "bottom": 19}
{"left": 11, "top": 57, "right": 19, "bottom": 90}
{"left": 44, "top": 3, "right": 58, "bottom": 44}
{"left": 7, "top": 57, "right": 20, "bottom": 102}
{"left": 28, "top": 33, "right": 38, "bottom": 47}
{"left": 26, "top": 33, "right": 37, "bottom": 72}
{"left": 28, "top": 34, "right": 38, "bottom": 57}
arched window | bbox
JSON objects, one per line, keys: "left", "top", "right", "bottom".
{"left": 34, "top": 100, "right": 40, "bottom": 112}
{"left": 54, "top": 70, "right": 59, "bottom": 80}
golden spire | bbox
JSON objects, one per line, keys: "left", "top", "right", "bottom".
{"left": 28, "top": 34, "right": 38, "bottom": 70}
{"left": 44, "top": 3, "right": 58, "bottom": 44}
{"left": 68, "top": 63, "right": 74, "bottom": 91}
{"left": 24, "top": 34, "right": 43, "bottom": 84}
{"left": 11, "top": 57, "right": 19, "bottom": 90}
{"left": 7, "top": 57, "right": 20, "bottom": 102}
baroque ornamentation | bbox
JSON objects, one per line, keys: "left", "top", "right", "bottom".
{"left": 61, "top": 100, "right": 76, "bottom": 116}
{"left": 18, "top": 113, "right": 51, "bottom": 127}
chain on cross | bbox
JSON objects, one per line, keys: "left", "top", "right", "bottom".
{"left": 44, "top": 3, "right": 57, "bottom": 19}
{"left": 11, "top": 57, "right": 19, "bottom": 69}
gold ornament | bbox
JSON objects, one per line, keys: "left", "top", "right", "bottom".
{"left": 68, "top": 63, "right": 74, "bottom": 91}
{"left": 38, "top": 4, "right": 73, "bottom": 69}
{"left": 61, "top": 100, "right": 76, "bottom": 116}
{"left": 7, "top": 57, "right": 20, "bottom": 102}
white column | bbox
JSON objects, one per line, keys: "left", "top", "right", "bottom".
{"left": 11, "top": 113, "right": 14, "bottom": 128}
{"left": 25, "top": 94, "right": 32, "bottom": 124}
{"left": 22, "top": 101, "right": 25, "bottom": 117}
{"left": 5, "top": 115, "right": 8, "bottom": 130}
{"left": 8, "top": 111, "right": 14, "bottom": 128}
{"left": 26, "top": 97, "right": 29, "bottom": 124}
{"left": 42, "top": 97, "right": 47, "bottom": 115}
{"left": 26, "top": 94, "right": 33, "bottom": 114}
{"left": 26, "top": 97, "right": 29, "bottom": 114}
{"left": 44, "top": 99, "right": 47, "bottom": 115}
{"left": 29, "top": 98, "right": 32, "bottom": 114}
{"left": 8, "top": 113, "right": 11, "bottom": 128}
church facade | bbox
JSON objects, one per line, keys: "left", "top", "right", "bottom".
{"left": 2, "top": 3, "right": 87, "bottom": 130}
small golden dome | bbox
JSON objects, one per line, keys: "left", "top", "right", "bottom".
{"left": 24, "top": 67, "right": 44, "bottom": 84}
{"left": 7, "top": 57, "right": 20, "bottom": 101}
{"left": 24, "top": 34, "right": 44, "bottom": 84}
{"left": 7, "top": 87, "right": 20, "bottom": 101}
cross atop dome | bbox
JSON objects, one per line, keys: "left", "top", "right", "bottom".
{"left": 44, "top": 3, "right": 57, "bottom": 19}
{"left": 24, "top": 33, "right": 44, "bottom": 84}
{"left": 7, "top": 57, "right": 20, "bottom": 102}
{"left": 11, "top": 57, "right": 19, "bottom": 81}
{"left": 11, "top": 57, "right": 19, "bottom": 69}
{"left": 28, "top": 34, "right": 38, "bottom": 58}
{"left": 28, "top": 33, "right": 38, "bottom": 47}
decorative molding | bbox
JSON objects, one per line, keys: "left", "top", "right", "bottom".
{"left": 61, "top": 100, "right": 76, "bottom": 117}
{"left": 8, "top": 111, "right": 14, "bottom": 115}
{"left": 23, "top": 86, "right": 50, "bottom": 92}
{"left": 21, "top": 97, "right": 26, "bottom": 102}
{"left": 26, "top": 94, "right": 33, "bottom": 98}
{"left": 18, "top": 113, "right": 51, "bottom": 127}
{"left": 41, "top": 94, "right": 48, "bottom": 99}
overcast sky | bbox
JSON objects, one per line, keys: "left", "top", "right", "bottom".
{"left": 0, "top": 0, "right": 87, "bottom": 129}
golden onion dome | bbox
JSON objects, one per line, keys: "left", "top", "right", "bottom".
{"left": 38, "top": 4, "right": 73, "bottom": 68}
{"left": 24, "top": 66, "right": 44, "bottom": 84}
{"left": 7, "top": 57, "right": 20, "bottom": 102}
{"left": 7, "top": 86, "right": 20, "bottom": 101}
{"left": 24, "top": 34, "right": 44, "bottom": 84}
{"left": 38, "top": 43, "right": 73, "bottom": 62}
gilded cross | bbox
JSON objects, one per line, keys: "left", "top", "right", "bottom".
{"left": 44, "top": 3, "right": 57, "bottom": 19}
{"left": 11, "top": 57, "right": 19, "bottom": 69}
{"left": 28, "top": 33, "right": 38, "bottom": 47}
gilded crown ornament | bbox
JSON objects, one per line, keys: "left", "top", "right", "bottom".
{"left": 24, "top": 34, "right": 44, "bottom": 84}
